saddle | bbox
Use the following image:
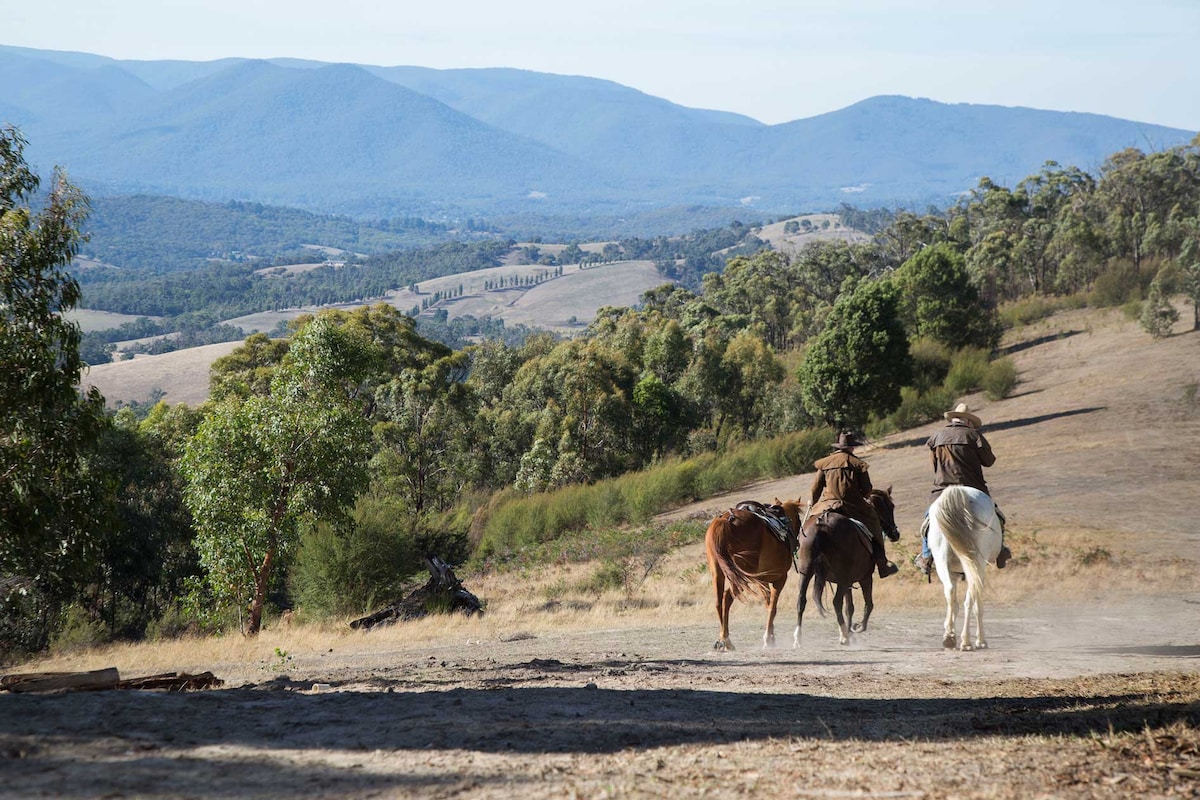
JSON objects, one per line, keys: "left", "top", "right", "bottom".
{"left": 734, "top": 501, "right": 798, "bottom": 552}
{"left": 812, "top": 508, "right": 875, "bottom": 554}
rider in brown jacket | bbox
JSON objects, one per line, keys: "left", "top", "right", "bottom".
{"left": 809, "top": 431, "right": 899, "bottom": 578}
{"left": 914, "top": 403, "right": 1012, "bottom": 575}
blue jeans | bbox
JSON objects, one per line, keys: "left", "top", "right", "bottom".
{"left": 920, "top": 509, "right": 931, "bottom": 559}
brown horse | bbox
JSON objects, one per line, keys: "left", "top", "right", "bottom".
{"left": 705, "top": 498, "right": 804, "bottom": 651}
{"left": 793, "top": 487, "right": 900, "bottom": 647}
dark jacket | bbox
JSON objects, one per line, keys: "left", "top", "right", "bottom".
{"left": 927, "top": 421, "right": 995, "bottom": 496}
{"left": 809, "top": 450, "right": 881, "bottom": 535}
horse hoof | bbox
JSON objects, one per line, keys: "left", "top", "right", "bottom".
{"left": 713, "top": 640, "right": 735, "bottom": 652}
{"left": 851, "top": 622, "right": 866, "bottom": 633}
{"left": 975, "top": 641, "right": 988, "bottom": 650}
{"left": 942, "top": 635, "right": 956, "bottom": 649}
{"left": 960, "top": 643, "right": 974, "bottom": 652}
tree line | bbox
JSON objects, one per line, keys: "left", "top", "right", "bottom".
{"left": 4, "top": 125, "right": 1199, "bottom": 657}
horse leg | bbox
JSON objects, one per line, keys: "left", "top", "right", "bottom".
{"left": 833, "top": 585, "right": 851, "bottom": 646}
{"left": 762, "top": 582, "right": 781, "bottom": 648}
{"left": 793, "top": 571, "right": 812, "bottom": 648}
{"left": 974, "top": 587, "right": 988, "bottom": 649}
{"left": 853, "top": 576, "right": 874, "bottom": 633}
{"left": 959, "top": 581, "right": 975, "bottom": 651}
{"left": 941, "top": 574, "right": 958, "bottom": 649}
{"left": 711, "top": 566, "right": 734, "bottom": 651}
{"left": 844, "top": 588, "right": 857, "bottom": 645}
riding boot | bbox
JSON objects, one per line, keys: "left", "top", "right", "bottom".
{"left": 913, "top": 516, "right": 932, "bottom": 579}
{"left": 995, "top": 504, "right": 1012, "bottom": 568}
{"left": 872, "top": 539, "right": 899, "bottom": 578}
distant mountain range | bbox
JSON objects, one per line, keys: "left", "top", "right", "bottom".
{"left": 2, "top": 44, "right": 1196, "bottom": 219}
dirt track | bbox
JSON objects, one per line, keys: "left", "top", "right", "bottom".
{"left": 4, "top": 307, "right": 1200, "bottom": 798}
{"left": 2, "top": 600, "right": 1199, "bottom": 799}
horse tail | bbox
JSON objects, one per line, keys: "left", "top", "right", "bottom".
{"left": 811, "top": 569, "right": 828, "bottom": 617}
{"left": 932, "top": 486, "right": 986, "bottom": 598}
{"left": 705, "top": 512, "right": 762, "bottom": 601}
{"left": 801, "top": 518, "right": 829, "bottom": 617}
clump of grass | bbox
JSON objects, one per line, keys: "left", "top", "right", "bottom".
{"left": 1121, "top": 298, "right": 1143, "bottom": 321}
{"left": 579, "top": 560, "right": 627, "bottom": 595}
{"left": 909, "top": 337, "right": 953, "bottom": 392}
{"left": 1000, "top": 296, "right": 1060, "bottom": 328}
{"left": 982, "top": 357, "right": 1018, "bottom": 401}
{"left": 1078, "top": 546, "right": 1113, "bottom": 567}
{"left": 944, "top": 347, "right": 990, "bottom": 394}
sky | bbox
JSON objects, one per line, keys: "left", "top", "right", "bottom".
{"left": 5, "top": 0, "right": 1200, "bottom": 131}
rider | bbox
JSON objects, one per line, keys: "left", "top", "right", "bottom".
{"left": 808, "top": 430, "right": 899, "bottom": 578}
{"left": 914, "top": 402, "right": 1012, "bottom": 576}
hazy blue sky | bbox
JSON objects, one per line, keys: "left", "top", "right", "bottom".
{"left": 5, "top": 0, "right": 1199, "bottom": 130}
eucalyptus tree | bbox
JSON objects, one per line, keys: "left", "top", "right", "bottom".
{"left": 797, "top": 279, "right": 912, "bottom": 431}
{"left": 1180, "top": 220, "right": 1200, "bottom": 330}
{"left": 180, "top": 315, "right": 374, "bottom": 634}
{"left": 893, "top": 242, "right": 1002, "bottom": 350}
{"left": 0, "top": 126, "right": 108, "bottom": 615}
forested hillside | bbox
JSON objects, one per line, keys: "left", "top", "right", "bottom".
{"left": 5, "top": 121, "right": 1200, "bottom": 658}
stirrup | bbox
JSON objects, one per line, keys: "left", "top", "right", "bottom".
{"left": 996, "top": 546, "right": 1011, "bottom": 569}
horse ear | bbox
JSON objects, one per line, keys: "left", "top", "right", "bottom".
{"left": 885, "top": 484, "right": 893, "bottom": 495}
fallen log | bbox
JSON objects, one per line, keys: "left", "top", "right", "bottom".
{"left": 117, "top": 671, "right": 224, "bottom": 691}
{"left": 2, "top": 667, "right": 120, "bottom": 693}
{"left": 1, "top": 668, "right": 223, "bottom": 693}
{"left": 350, "top": 556, "right": 484, "bottom": 630}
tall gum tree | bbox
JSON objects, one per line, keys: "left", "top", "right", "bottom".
{"left": 180, "top": 315, "right": 372, "bottom": 634}
{"left": 1, "top": 126, "right": 106, "bottom": 601}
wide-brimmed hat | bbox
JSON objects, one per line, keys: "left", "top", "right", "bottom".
{"left": 944, "top": 402, "right": 982, "bottom": 428}
{"left": 832, "top": 431, "right": 864, "bottom": 450}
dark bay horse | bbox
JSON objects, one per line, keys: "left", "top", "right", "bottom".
{"left": 793, "top": 487, "right": 899, "bottom": 647}
{"left": 705, "top": 498, "right": 804, "bottom": 650}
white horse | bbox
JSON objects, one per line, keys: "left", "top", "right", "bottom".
{"left": 927, "top": 485, "right": 1003, "bottom": 651}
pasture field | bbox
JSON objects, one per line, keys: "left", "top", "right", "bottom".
{"left": 23, "top": 303, "right": 1200, "bottom": 797}
{"left": 66, "top": 307, "right": 158, "bottom": 333}
{"left": 86, "top": 258, "right": 668, "bottom": 406}
{"left": 754, "top": 213, "right": 871, "bottom": 252}
{"left": 80, "top": 341, "right": 243, "bottom": 408}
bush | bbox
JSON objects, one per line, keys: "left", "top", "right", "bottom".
{"left": 50, "top": 605, "right": 107, "bottom": 655}
{"left": 290, "top": 493, "right": 432, "bottom": 617}
{"left": 870, "top": 385, "right": 957, "bottom": 437}
{"left": 999, "top": 295, "right": 1080, "bottom": 328}
{"left": 982, "top": 357, "right": 1019, "bottom": 400}
{"left": 944, "top": 347, "right": 990, "bottom": 394}
{"left": 909, "top": 337, "right": 953, "bottom": 392}
{"left": 1091, "top": 261, "right": 1143, "bottom": 307}
{"left": 0, "top": 578, "right": 51, "bottom": 662}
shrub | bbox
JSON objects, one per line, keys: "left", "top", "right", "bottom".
{"left": 982, "top": 357, "right": 1019, "bottom": 401}
{"left": 580, "top": 560, "right": 627, "bottom": 594}
{"left": 290, "top": 493, "right": 434, "bottom": 617}
{"left": 999, "top": 295, "right": 1077, "bottom": 328}
{"left": 944, "top": 347, "right": 990, "bottom": 394}
{"left": 909, "top": 337, "right": 953, "bottom": 392}
{"left": 1091, "top": 261, "right": 1142, "bottom": 307}
{"left": 872, "top": 385, "right": 957, "bottom": 436}
{"left": 50, "top": 605, "right": 107, "bottom": 655}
